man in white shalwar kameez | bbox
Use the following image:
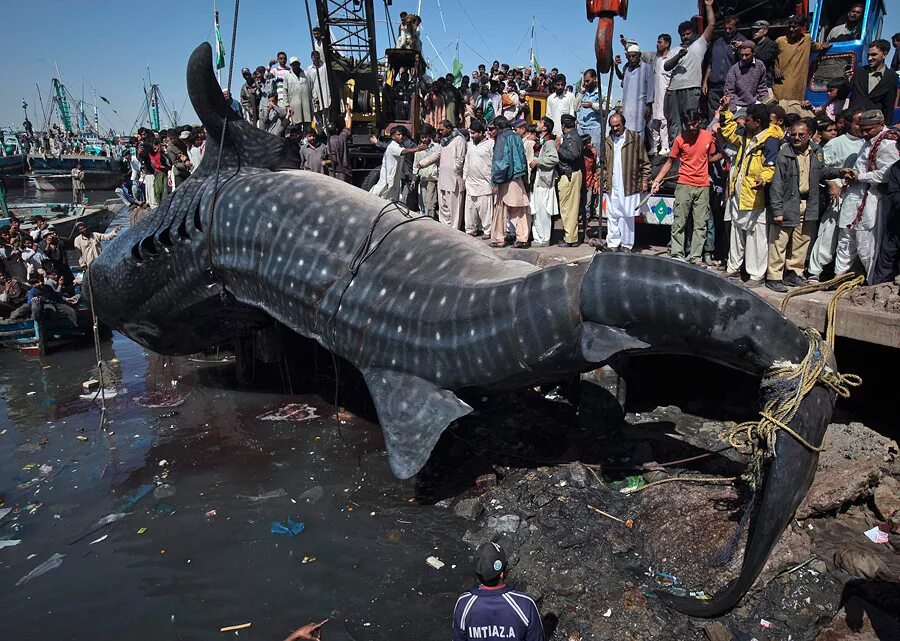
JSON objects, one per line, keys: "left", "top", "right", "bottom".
{"left": 807, "top": 111, "right": 864, "bottom": 281}
{"left": 830, "top": 110, "right": 900, "bottom": 281}
{"left": 462, "top": 119, "right": 495, "bottom": 235}
{"left": 283, "top": 57, "right": 314, "bottom": 126}
{"left": 616, "top": 45, "right": 655, "bottom": 137}
{"left": 307, "top": 51, "right": 332, "bottom": 130}
{"left": 369, "top": 126, "right": 419, "bottom": 199}
{"left": 603, "top": 113, "right": 648, "bottom": 251}
{"left": 529, "top": 116, "right": 559, "bottom": 246}
{"left": 650, "top": 36, "right": 676, "bottom": 154}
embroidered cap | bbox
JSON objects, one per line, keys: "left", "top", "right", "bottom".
{"left": 858, "top": 110, "right": 884, "bottom": 127}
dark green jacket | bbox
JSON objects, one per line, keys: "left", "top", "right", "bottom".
{"left": 769, "top": 141, "right": 824, "bottom": 226}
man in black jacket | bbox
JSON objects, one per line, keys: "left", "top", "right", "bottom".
{"left": 849, "top": 39, "right": 898, "bottom": 125}
{"left": 556, "top": 114, "right": 584, "bottom": 247}
{"left": 767, "top": 119, "right": 824, "bottom": 292}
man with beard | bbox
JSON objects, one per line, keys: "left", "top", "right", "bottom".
{"left": 462, "top": 119, "right": 495, "bottom": 237}
{"left": 664, "top": 0, "right": 715, "bottom": 143}
{"left": 547, "top": 74, "right": 575, "bottom": 137}
{"left": 299, "top": 130, "right": 329, "bottom": 174}
{"left": 703, "top": 14, "right": 748, "bottom": 116}
{"left": 724, "top": 42, "right": 769, "bottom": 108}
{"left": 827, "top": 3, "right": 865, "bottom": 41}
{"left": 529, "top": 117, "right": 559, "bottom": 247}
{"left": 307, "top": 50, "right": 332, "bottom": 130}
{"left": 239, "top": 67, "right": 260, "bottom": 125}
{"left": 614, "top": 45, "right": 655, "bottom": 137}
{"left": 602, "top": 112, "right": 650, "bottom": 253}
{"left": 774, "top": 15, "right": 830, "bottom": 101}
{"left": 828, "top": 110, "right": 899, "bottom": 282}
{"left": 417, "top": 120, "right": 467, "bottom": 229}
{"left": 575, "top": 69, "right": 603, "bottom": 151}
{"left": 489, "top": 117, "right": 530, "bottom": 248}
{"left": 284, "top": 56, "right": 313, "bottom": 128}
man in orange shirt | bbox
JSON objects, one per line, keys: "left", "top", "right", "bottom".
{"left": 650, "top": 109, "right": 721, "bottom": 264}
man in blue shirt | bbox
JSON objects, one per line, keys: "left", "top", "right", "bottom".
{"left": 452, "top": 542, "right": 544, "bottom": 641}
{"left": 575, "top": 69, "right": 603, "bottom": 151}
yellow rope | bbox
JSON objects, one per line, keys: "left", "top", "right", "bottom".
{"left": 624, "top": 329, "right": 862, "bottom": 494}
{"left": 778, "top": 272, "right": 866, "bottom": 348}
{"left": 725, "top": 328, "right": 860, "bottom": 487}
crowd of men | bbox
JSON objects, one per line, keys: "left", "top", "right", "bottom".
{"left": 359, "top": 2, "right": 900, "bottom": 288}
{"left": 0, "top": 218, "right": 119, "bottom": 322}
{"left": 14, "top": 3, "right": 900, "bottom": 310}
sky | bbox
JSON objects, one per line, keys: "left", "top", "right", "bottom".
{"left": 1, "top": 0, "right": 898, "bottom": 133}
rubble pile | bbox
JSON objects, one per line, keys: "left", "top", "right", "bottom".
{"left": 447, "top": 402, "right": 900, "bottom": 640}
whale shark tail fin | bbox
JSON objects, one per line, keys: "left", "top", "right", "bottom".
{"left": 186, "top": 42, "right": 300, "bottom": 173}
{"left": 363, "top": 368, "right": 473, "bottom": 479}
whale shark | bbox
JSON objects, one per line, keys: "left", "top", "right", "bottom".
{"left": 88, "top": 42, "right": 840, "bottom": 617}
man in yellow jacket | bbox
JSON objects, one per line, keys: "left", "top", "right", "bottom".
{"left": 719, "top": 97, "right": 782, "bottom": 287}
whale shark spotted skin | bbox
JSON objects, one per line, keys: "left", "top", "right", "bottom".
{"left": 89, "top": 42, "right": 841, "bottom": 617}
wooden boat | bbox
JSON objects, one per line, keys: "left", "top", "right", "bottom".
{"left": 32, "top": 170, "right": 123, "bottom": 192}
{"left": 28, "top": 154, "right": 123, "bottom": 172}
{"left": 0, "top": 274, "right": 94, "bottom": 355}
{"left": 2, "top": 200, "right": 122, "bottom": 238}
{"left": 0, "top": 154, "right": 26, "bottom": 176}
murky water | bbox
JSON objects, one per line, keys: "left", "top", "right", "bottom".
{"left": 1, "top": 190, "right": 473, "bottom": 640}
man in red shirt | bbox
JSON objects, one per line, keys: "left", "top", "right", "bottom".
{"left": 651, "top": 109, "right": 720, "bottom": 263}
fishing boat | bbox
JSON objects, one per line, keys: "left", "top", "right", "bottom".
{"left": 1, "top": 131, "right": 27, "bottom": 176}
{"left": 2, "top": 200, "right": 122, "bottom": 238}
{"left": 0, "top": 273, "right": 94, "bottom": 355}
{"left": 28, "top": 154, "right": 122, "bottom": 172}
{"left": 0, "top": 154, "right": 26, "bottom": 177}
{"left": 32, "top": 169, "right": 123, "bottom": 192}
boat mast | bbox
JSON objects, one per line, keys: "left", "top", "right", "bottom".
{"left": 93, "top": 85, "right": 100, "bottom": 136}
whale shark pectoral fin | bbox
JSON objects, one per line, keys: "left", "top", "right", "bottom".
{"left": 363, "top": 368, "right": 473, "bottom": 480}
{"left": 579, "top": 322, "right": 651, "bottom": 364}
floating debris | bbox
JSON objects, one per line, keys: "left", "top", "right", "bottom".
{"left": 271, "top": 518, "right": 305, "bottom": 536}
{"left": 219, "top": 622, "right": 251, "bottom": 633}
{"left": 236, "top": 488, "right": 287, "bottom": 502}
{"left": 133, "top": 391, "right": 187, "bottom": 408}
{"left": 426, "top": 556, "right": 445, "bottom": 570}
{"left": 79, "top": 387, "right": 123, "bottom": 400}
{"left": 16, "top": 553, "right": 65, "bottom": 586}
{"left": 257, "top": 403, "right": 319, "bottom": 422}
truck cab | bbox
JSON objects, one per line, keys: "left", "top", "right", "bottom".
{"left": 806, "top": 0, "right": 898, "bottom": 124}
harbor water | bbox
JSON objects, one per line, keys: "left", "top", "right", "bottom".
{"left": 1, "top": 189, "right": 472, "bottom": 640}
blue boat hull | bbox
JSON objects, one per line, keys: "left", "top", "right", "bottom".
{"left": 28, "top": 155, "right": 123, "bottom": 172}
{"left": 0, "top": 154, "right": 26, "bottom": 176}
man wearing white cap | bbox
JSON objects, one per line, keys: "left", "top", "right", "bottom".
{"left": 283, "top": 56, "right": 313, "bottom": 127}
{"left": 614, "top": 44, "right": 655, "bottom": 137}
{"left": 307, "top": 50, "right": 332, "bottom": 130}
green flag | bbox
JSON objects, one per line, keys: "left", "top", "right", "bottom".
{"left": 452, "top": 58, "right": 463, "bottom": 86}
{"left": 214, "top": 12, "right": 226, "bottom": 70}
{"left": 531, "top": 51, "right": 540, "bottom": 73}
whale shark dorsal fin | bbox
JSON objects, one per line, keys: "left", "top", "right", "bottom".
{"left": 187, "top": 42, "right": 300, "bottom": 171}
{"left": 363, "top": 368, "right": 472, "bottom": 479}
{"left": 580, "top": 323, "right": 650, "bottom": 364}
